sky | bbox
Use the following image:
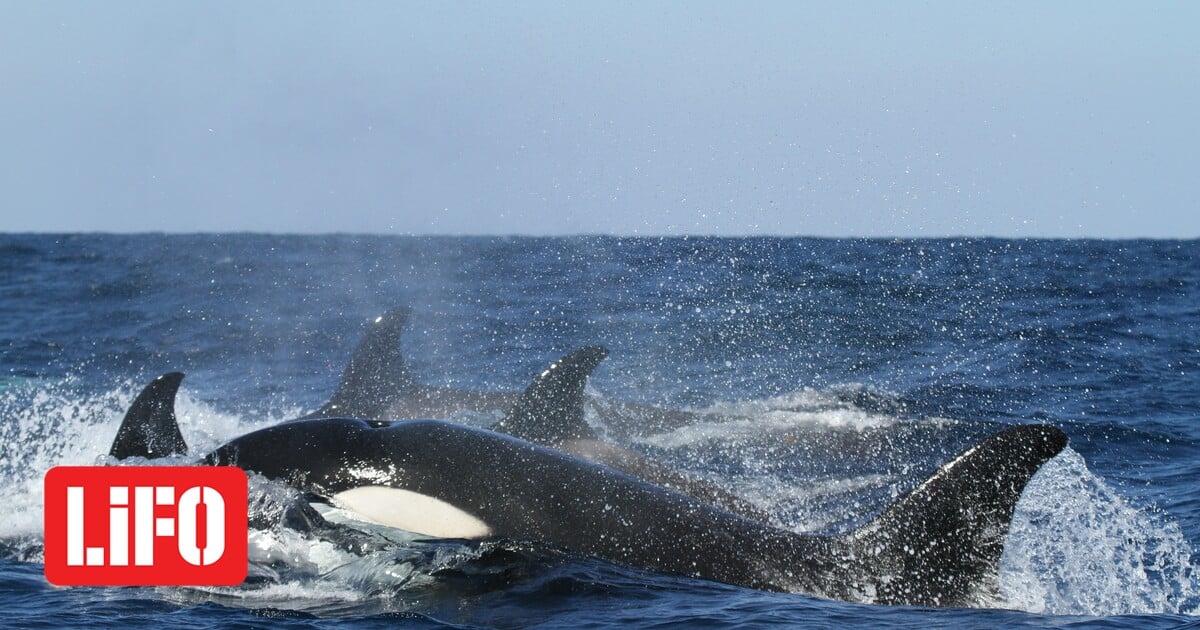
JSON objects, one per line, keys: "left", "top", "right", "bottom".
{"left": 1, "top": 1, "right": 1197, "bottom": 237}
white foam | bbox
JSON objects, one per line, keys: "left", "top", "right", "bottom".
{"left": 167, "top": 579, "right": 367, "bottom": 614}
{"left": 8, "top": 378, "right": 1200, "bottom": 616}
{"left": 640, "top": 387, "right": 902, "bottom": 449}
{"left": 0, "top": 378, "right": 286, "bottom": 539}
{"left": 1000, "top": 448, "right": 1200, "bottom": 615}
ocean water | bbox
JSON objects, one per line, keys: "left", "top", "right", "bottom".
{"left": 1, "top": 234, "right": 1198, "bottom": 628}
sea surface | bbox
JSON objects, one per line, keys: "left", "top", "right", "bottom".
{"left": 1, "top": 234, "right": 1198, "bottom": 629}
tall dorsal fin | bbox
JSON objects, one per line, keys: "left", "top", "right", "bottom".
{"left": 841, "top": 424, "right": 1068, "bottom": 606}
{"left": 315, "top": 307, "right": 417, "bottom": 418}
{"left": 493, "top": 346, "right": 608, "bottom": 445}
{"left": 109, "top": 372, "right": 189, "bottom": 460}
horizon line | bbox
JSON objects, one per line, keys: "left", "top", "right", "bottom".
{"left": 2, "top": 230, "right": 1198, "bottom": 242}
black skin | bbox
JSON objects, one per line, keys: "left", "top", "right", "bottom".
{"left": 308, "top": 309, "right": 773, "bottom": 521}
{"left": 202, "top": 417, "right": 1067, "bottom": 606}
{"left": 308, "top": 307, "right": 723, "bottom": 438}
{"left": 109, "top": 347, "right": 1069, "bottom": 606}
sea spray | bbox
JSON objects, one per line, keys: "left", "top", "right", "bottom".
{"left": 0, "top": 378, "right": 285, "bottom": 542}
{"left": 1001, "top": 449, "right": 1200, "bottom": 615}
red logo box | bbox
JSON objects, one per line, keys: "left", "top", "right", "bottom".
{"left": 44, "top": 466, "right": 247, "bottom": 586}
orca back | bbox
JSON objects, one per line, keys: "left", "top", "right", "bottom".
{"left": 109, "top": 372, "right": 189, "bottom": 460}
{"left": 493, "top": 345, "right": 608, "bottom": 444}
{"left": 840, "top": 423, "right": 1068, "bottom": 605}
{"left": 314, "top": 306, "right": 418, "bottom": 418}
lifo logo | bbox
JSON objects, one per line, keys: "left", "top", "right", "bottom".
{"left": 44, "top": 466, "right": 248, "bottom": 586}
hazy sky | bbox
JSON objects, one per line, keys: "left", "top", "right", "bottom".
{"left": 2, "top": 2, "right": 1197, "bottom": 237}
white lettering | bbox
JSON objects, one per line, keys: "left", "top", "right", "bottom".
{"left": 134, "top": 487, "right": 154, "bottom": 566}
{"left": 66, "top": 486, "right": 84, "bottom": 566}
{"left": 177, "top": 486, "right": 225, "bottom": 566}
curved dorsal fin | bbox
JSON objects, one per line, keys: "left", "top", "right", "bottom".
{"left": 316, "top": 307, "right": 417, "bottom": 418}
{"left": 844, "top": 424, "right": 1068, "bottom": 605}
{"left": 109, "top": 372, "right": 188, "bottom": 460}
{"left": 493, "top": 346, "right": 608, "bottom": 445}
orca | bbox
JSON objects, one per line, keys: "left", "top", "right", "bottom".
{"left": 114, "top": 344, "right": 770, "bottom": 521}
{"left": 108, "top": 371, "right": 187, "bottom": 460}
{"left": 490, "top": 345, "right": 772, "bottom": 521}
{"left": 306, "top": 307, "right": 714, "bottom": 436}
{"left": 110, "top": 371, "right": 1068, "bottom": 607}
{"left": 304, "top": 307, "right": 518, "bottom": 420}
{"left": 304, "top": 308, "right": 772, "bottom": 520}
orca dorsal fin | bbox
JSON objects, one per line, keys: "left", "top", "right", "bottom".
{"left": 109, "top": 372, "right": 189, "bottom": 460}
{"left": 316, "top": 307, "right": 417, "bottom": 418}
{"left": 493, "top": 346, "right": 609, "bottom": 445}
{"left": 842, "top": 424, "right": 1068, "bottom": 606}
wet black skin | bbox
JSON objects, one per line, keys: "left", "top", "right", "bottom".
{"left": 111, "top": 354, "right": 1069, "bottom": 605}
{"left": 201, "top": 417, "right": 1067, "bottom": 606}
{"left": 308, "top": 309, "right": 773, "bottom": 521}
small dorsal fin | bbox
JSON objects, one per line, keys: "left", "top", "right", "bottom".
{"left": 493, "top": 346, "right": 608, "bottom": 445}
{"left": 109, "top": 372, "right": 188, "bottom": 460}
{"left": 315, "top": 307, "right": 417, "bottom": 418}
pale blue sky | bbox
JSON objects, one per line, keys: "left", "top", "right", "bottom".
{"left": 1, "top": 1, "right": 1197, "bottom": 237}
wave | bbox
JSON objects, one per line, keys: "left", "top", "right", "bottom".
{"left": 635, "top": 385, "right": 923, "bottom": 450}
{"left": 3, "top": 378, "right": 1199, "bottom": 617}
{"left": 0, "top": 377, "right": 294, "bottom": 540}
{"left": 1001, "top": 449, "right": 1200, "bottom": 615}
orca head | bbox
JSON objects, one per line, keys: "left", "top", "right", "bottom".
{"left": 204, "top": 417, "right": 497, "bottom": 540}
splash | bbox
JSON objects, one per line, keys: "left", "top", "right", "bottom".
{"left": 0, "top": 379, "right": 545, "bottom": 613}
{"left": 625, "top": 387, "right": 962, "bottom": 534}
{"left": 7, "top": 379, "right": 1200, "bottom": 616}
{"left": 640, "top": 386, "right": 906, "bottom": 449}
{"left": 729, "top": 473, "right": 899, "bottom": 533}
{"left": 172, "top": 486, "right": 532, "bottom": 615}
{"left": 0, "top": 378, "right": 286, "bottom": 543}
{"left": 1000, "top": 448, "right": 1200, "bottom": 615}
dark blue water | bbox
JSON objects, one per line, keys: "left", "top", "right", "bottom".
{"left": 1, "top": 235, "right": 1198, "bottom": 628}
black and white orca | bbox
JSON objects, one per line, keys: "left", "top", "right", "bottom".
{"left": 304, "top": 309, "right": 772, "bottom": 520}
{"left": 110, "top": 370, "right": 1067, "bottom": 607}
{"left": 112, "top": 338, "right": 766, "bottom": 521}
